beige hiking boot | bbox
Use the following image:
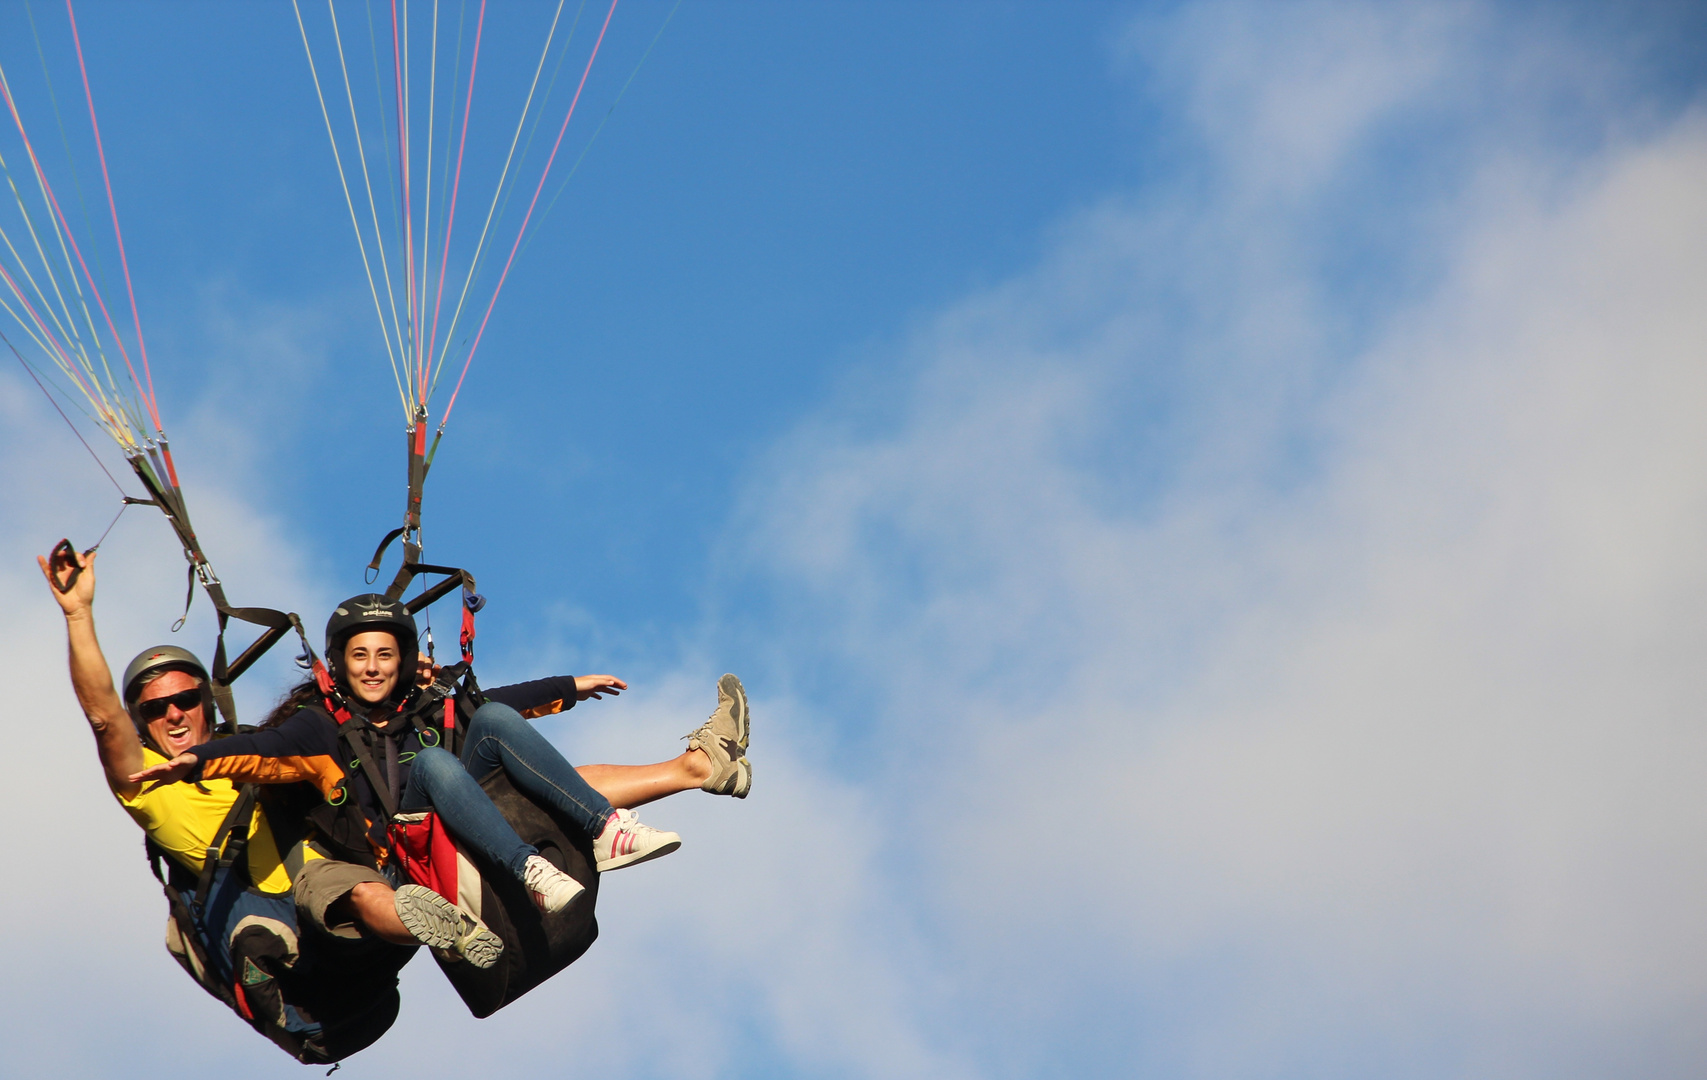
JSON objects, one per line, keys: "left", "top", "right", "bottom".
{"left": 685, "top": 673, "right": 751, "bottom": 798}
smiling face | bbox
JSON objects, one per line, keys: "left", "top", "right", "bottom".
{"left": 134, "top": 669, "right": 211, "bottom": 758}
{"left": 342, "top": 630, "right": 403, "bottom": 705}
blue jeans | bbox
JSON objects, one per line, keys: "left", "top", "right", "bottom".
{"left": 400, "top": 701, "right": 615, "bottom": 878}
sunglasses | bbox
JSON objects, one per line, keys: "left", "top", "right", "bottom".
{"left": 137, "top": 687, "right": 205, "bottom": 722}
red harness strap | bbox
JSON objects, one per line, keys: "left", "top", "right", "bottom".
{"left": 312, "top": 659, "right": 353, "bottom": 724}
{"left": 459, "top": 598, "right": 476, "bottom": 664}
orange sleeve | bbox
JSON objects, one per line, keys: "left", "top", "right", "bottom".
{"left": 198, "top": 754, "right": 346, "bottom": 800}
{"left": 519, "top": 698, "right": 567, "bottom": 719}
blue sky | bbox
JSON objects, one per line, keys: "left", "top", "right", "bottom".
{"left": 4, "top": 0, "right": 1148, "bottom": 663}
{"left": 5, "top": 2, "right": 1707, "bottom": 1078}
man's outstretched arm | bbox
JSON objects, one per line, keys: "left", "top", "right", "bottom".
{"left": 39, "top": 550, "right": 144, "bottom": 798}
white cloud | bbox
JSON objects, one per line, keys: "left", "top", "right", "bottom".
{"left": 729, "top": 13, "right": 1707, "bottom": 1080}
{"left": 1127, "top": 0, "right": 1468, "bottom": 196}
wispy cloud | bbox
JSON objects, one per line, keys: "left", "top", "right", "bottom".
{"left": 714, "top": 5, "right": 1707, "bottom": 1078}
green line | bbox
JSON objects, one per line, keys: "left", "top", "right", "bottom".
{"left": 463, "top": 0, "right": 587, "bottom": 310}
{"left": 520, "top": 0, "right": 681, "bottom": 260}
{"left": 25, "top": 0, "right": 116, "bottom": 312}
{"left": 366, "top": 0, "right": 405, "bottom": 301}
{"left": 427, "top": 0, "right": 467, "bottom": 326}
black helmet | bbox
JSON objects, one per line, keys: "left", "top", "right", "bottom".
{"left": 325, "top": 593, "right": 418, "bottom": 672}
{"left": 121, "top": 645, "right": 213, "bottom": 750}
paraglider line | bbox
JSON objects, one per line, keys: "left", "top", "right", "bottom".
{"left": 88, "top": 497, "right": 128, "bottom": 549}
{"left": 426, "top": 0, "right": 571, "bottom": 398}
{"left": 0, "top": 241, "right": 96, "bottom": 409}
{"left": 425, "top": 0, "right": 485, "bottom": 405}
{"left": 344, "top": 0, "right": 415, "bottom": 392}
{"left": 0, "top": 276, "right": 122, "bottom": 443}
{"left": 426, "top": 0, "right": 469, "bottom": 345}
{"left": 439, "top": 0, "right": 618, "bottom": 428}
{"left": 0, "top": 132, "right": 124, "bottom": 429}
{"left": 26, "top": 0, "right": 122, "bottom": 378}
{"left": 296, "top": 0, "right": 410, "bottom": 416}
{"left": 25, "top": 0, "right": 116, "bottom": 313}
{"left": 390, "top": 0, "right": 421, "bottom": 399}
{"left": 0, "top": 54, "right": 151, "bottom": 446}
{"left": 14, "top": 11, "right": 127, "bottom": 424}
{"left": 2, "top": 325, "right": 128, "bottom": 496}
{"left": 65, "top": 0, "right": 162, "bottom": 439}
{"left": 480, "top": 1, "right": 583, "bottom": 282}
{"left": 525, "top": 0, "right": 679, "bottom": 254}
{"left": 416, "top": 0, "right": 440, "bottom": 404}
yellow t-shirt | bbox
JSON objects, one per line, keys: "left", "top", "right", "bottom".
{"left": 116, "top": 746, "right": 293, "bottom": 895}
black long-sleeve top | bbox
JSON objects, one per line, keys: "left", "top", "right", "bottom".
{"left": 186, "top": 675, "right": 579, "bottom": 864}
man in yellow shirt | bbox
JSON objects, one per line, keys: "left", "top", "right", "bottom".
{"left": 115, "top": 649, "right": 295, "bottom": 894}
{"left": 39, "top": 548, "right": 465, "bottom": 1062}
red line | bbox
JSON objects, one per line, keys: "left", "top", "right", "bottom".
{"left": 391, "top": 0, "right": 421, "bottom": 398}
{"left": 3, "top": 327, "right": 129, "bottom": 495}
{"left": 66, "top": 0, "right": 161, "bottom": 433}
{"left": 425, "top": 0, "right": 484, "bottom": 392}
{"left": 439, "top": 0, "right": 619, "bottom": 428}
{"left": 0, "top": 57, "right": 144, "bottom": 428}
{"left": 0, "top": 258, "right": 88, "bottom": 395}
{"left": 159, "top": 442, "right": 182, "bottom": 490}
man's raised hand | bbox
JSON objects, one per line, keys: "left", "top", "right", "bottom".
{"left": 38, "top": 547, "right": 96, "bottom": 615}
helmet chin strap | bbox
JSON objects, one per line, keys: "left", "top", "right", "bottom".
{"left": 319, "top": 657, "right": 420, "bottom": 726}
{"left": 133, "top": 721, "right": 162, "bottom": 757}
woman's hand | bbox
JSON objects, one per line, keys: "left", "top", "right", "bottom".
{"left": 574, "top": 675, "right": 627, "bottom": 701}
{"left": 128, "top": 753, "right": 197, "bottom": 791}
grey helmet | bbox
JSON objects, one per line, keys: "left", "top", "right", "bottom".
{"left": 121, "top": 645, "right": 213, "bottom": 751}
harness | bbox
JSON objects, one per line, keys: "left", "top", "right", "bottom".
{"left": 145, "top": 779, "right": 259, "bottom": 1004}
{"left": 143, "top": 769, "right": 406, "bottom": 1066}
{"left": 307, "top": 576, "right": 486, "bottom": 869}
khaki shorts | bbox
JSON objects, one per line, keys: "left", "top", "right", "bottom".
{"left": 294, "top": 858, "right": 390, "bottom": 940}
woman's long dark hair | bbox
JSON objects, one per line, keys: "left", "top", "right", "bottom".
{"left": 262, "top": 644, "right": 420, "bottom": 729}
{"left": 262, "top": 680, "right": 322, "bottom": 729}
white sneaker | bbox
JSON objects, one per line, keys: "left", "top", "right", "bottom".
{"left": 394, "top": 883, "right": 505, "bottom": 968}
{"left": 523, "top": 854, "right": 586, "bottom": 915}
{"left": 593, "top": 808, "right": 681, "bottom": 872}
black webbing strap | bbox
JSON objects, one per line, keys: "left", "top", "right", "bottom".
{"left": 125, "top": 442, "right": 214, "bottom": 634}
{"left": 404, "top": 659, "right": 474, "bottom": 757}
{"left": 124, "top": 443, "right": 318, "bottom": 731}
{"left": 146, "top": 836, "right": 236, "bottom": 1010}
{"left": 365, "top": 526, "right": 407, "bottom": 583}
{"left": 192, "top": 782, "right": 259, "bottom": 910}
{"left": 446, "top": 661, "right": 487, "bottom": 758}
{"left": 371, "top": 419, "right": 430, "bottom": 596}
{"left": 403, "top": 706, "right": 438, "bottom": 750}
{"left": 208, "top": 607, "right": 314, "bottom": 734}
{"left": 397, "top": 564, "right": 476, "bottom": 613}
{"left": 281, "top": 837, "right": 331, "bottom": 883}
{"left": 216, "top": 606, "right": 307, "bottom": 683}
{"left": 339, "top": 720, "right": 401, "bottom": 822}
{"left": 207, "top": 607, "right": 293, "bottom": 733}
